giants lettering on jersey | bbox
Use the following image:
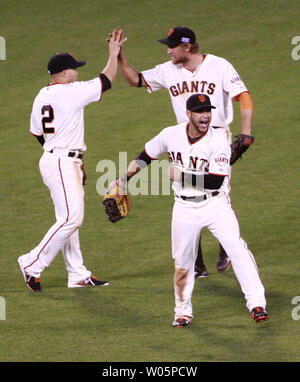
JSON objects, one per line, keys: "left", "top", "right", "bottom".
{"left": 169, "top": 81, "right": 216, "bottom": 97}
{"left": 168, "top": 151, "right": 209, "bottom": 172}
{"left": 215, "top": 155, "right": 229, "bottom": 166}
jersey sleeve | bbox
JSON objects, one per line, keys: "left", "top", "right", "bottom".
{"left": 144, "top": 128, "right": 169, "bottom": 159}
{"left": 141, "top": 63, "right": 166, "bottom": 93}
{"left": 30, "top": 99, "right": 43, "bottom": 136}
{"left": 222, "top": 58, "right": 248, "bottom": 99}
{"left": 73, "top": 77, "right": 103, "bottom": 108}
{"left": 208, "top": 133, "right": 231, "bottom": 176}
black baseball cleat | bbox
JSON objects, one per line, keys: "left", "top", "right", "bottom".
{"left": 25, "top": 275, "right": 42, "bottom": 292}
{"left": 18, "top": 257, "right": 41, "bottom": 291}
{"left": 216, "top": 247, "right": 231, "bottom": 272}
{"left": 251, "top": 307, "right": 269, "bottom": 323}
{"left": 194, "top": 264, "right": 208, "bottom": 278}
{"left": 68, "top": 275, "right": 109, "bottom": 288}
{"left": 172, "top": 318, "right": 191, "bottom": 327}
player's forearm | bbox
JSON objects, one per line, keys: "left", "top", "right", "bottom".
{"left": 118, "top": 160, "right": 143, "bottom": 187}
{"left": 126, "top": 160, "right": 142, "bottom": 179}
{"left": 118, "top": 51, "right": 141, "bottom": 87}
{"left": 183, "top": 172, "right": 225, "bottom": 189}
{"left": 241, "top": 109, "right": 253, "bottom": 135}
{"left": 102, "top": 30, "right": 125, "bottom": 83}
{"left": 119, "top": 150, "right": 152, "bottom": 185}
{"left": 102, "top": 54, "right": 119, "bottom": 84}
{"left": 169, "top": 166, "right": 225, "bottom": 189}
{"left": 237, "top": 92, "right": 253, "bottom": 135}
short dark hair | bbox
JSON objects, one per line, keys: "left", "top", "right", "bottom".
{"left": 189, "top": 42, "right": 199, "bottom": 53}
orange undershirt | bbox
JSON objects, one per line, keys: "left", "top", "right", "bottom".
{"left": 234, "top": 91, "right": 254, "bottom": 111}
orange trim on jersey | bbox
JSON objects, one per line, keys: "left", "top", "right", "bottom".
{"left": 186, "top": 123, "right": 208, "bottom": 145}
{"left": 208, "top": 172, "right": 228, "bottom": 177}
{"left": 144, "top": 144, "right": 158, "bottom": 160}
{"left": 30, "top": 131, "right": 43, "bottom": 137}
{"left": 184, "top": 65, "right": 194, "bottom": 73}
{"left": 140, "top": 72, "right": 153, "bottom": 92}
{"left": 184, "top": 54, "right": 207, "bottom": 73}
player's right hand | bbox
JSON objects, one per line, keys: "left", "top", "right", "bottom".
{"left": 108, "top": 178, "right": 118, "bottom": 191}
{"left": 107, "top": 29, "right": 127, "bottom": 49}
{"left": 168, "top": 166, "right": 182, "bottom": 182}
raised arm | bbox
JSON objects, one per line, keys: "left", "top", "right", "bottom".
{"left": 118, "top": 49, "right": 146, "bottom": 87}
{"left": 106, "top": 30, "right": 146, "bottom": 87}
{"left": 102, "top": 29, "right": 127, "bottom": 84}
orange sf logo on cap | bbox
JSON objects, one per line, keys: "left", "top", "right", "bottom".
{"left": 198, "top": 95, "right": 206, "bottom": 103}
{"left": 168, "top": 28, "right": 174, "bottom": 36}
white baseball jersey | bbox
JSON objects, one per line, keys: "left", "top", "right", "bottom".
{"left": 30, "top": 77, "right": 103, "bottom": 152}
{"left": 141, "top": 54, "right": 248, "bottom": 126}
{"left": 145, "top": 122, "right": 231, "bottom": 200}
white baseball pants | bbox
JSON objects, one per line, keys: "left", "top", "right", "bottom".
{"left": 171, "top": 194, "right": 266, "bottom": 320}
{"left": 19, "top": 151, "right": 91, "bottom": 285}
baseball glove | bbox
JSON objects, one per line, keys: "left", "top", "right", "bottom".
{"left": 230, "top": 134, "right": 255, "bottom": 165}
{"left": 103, "top": 183, "right": 132, "bottom": 223}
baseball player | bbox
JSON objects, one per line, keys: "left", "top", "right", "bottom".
{"left": 18, "top": 30, "right": 127, "bottom": 291}
{"left": 114, "top": 93, "right": 268, "bottom": 327}
{"left": 116, "top": 26, "right": 255, "bottom": 278}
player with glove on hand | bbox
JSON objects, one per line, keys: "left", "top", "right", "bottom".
{"left": 103, "top": 180, "right": 132, "bottom": 223}
{"left": 230, "top": 134, "right": 254, "bottom": 165}
{"left": 104, "top": 94, "right": 267, "bottom": 327}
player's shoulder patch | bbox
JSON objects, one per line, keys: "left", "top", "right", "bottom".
{"left": 214, "top": 153, "right": 229, "bottom": 167}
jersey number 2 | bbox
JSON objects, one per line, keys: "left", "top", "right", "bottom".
{"left": 42, "top": 105, "right": 55, "bottom": 134}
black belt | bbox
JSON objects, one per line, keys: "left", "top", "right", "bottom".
{"left": 49, "top": 149, "right": 83, "bottom": 159}
{"left": 177, "top": 191, "right": 219, "bottom": 202}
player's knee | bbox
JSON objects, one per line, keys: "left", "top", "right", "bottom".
{"left": 73, "top": 215, "right": 84, "bottom": 228}
{"left": 65, "top": 213, "right": 84, "bottom": 230}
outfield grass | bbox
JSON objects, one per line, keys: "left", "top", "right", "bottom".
{"left": 0, "top": 0, "right": 299, "bottom": 364}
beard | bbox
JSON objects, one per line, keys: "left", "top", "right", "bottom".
{"left": 189, "top": 114, "right": 210, "bottom": 136}
{"left": 170, "top": 54, "right": 189, "bottom": 65}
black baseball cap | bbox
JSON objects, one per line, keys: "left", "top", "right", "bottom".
{"left": 186, "top": 94, "right": 216, "bottom": 112}
{"left": 47, "top": 53, "right": 86, "bottom": 74}
{"left": 158, "top": 26, "right": 196, "bottom": 48}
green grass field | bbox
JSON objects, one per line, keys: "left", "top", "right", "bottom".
{"left": 1, "top": 0, "right": 300, "bottom": 366}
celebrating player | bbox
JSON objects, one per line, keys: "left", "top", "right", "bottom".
{"left": 116, "top": 26, "right": 255, "bottom": 278}
{"left": 110, "top": 94, "right": 268, "bottom": 326}
{"left": 18, "top": 30, "right": 127, "bottom": 291}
